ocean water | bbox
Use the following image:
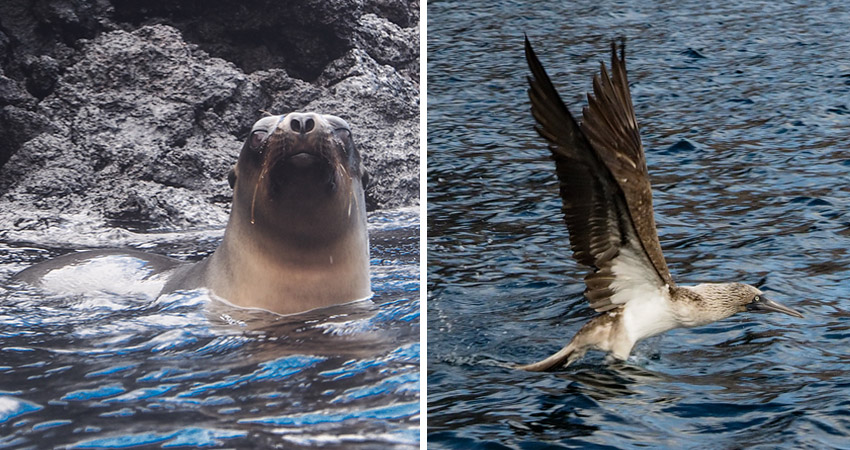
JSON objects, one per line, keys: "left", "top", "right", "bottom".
{"left": 427, "top": 0, "right": 850, "bottom": 447}
{"left": 0, "top": 207, "right": 419, "bottom": 449}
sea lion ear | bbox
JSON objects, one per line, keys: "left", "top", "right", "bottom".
{"left": 228, "top": 167, "right": 237, "bottom": 189}
{"left": 360, "top": 162, "right": 370, "bottom": 189}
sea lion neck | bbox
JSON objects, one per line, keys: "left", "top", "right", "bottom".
{"left": 204, "top": 199, "right": 371, "bottom": 314}
{"left": 217, "top": 213, "right": 367, "bottom": 269}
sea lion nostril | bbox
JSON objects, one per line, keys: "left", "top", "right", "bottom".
{"left": 290, "top": 118, "right": 302, "bottom": 133}
{"left": 304, "top": 118, "right": 315, "bottom": 133}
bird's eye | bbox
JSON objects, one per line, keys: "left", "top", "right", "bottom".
{"left": 753, "top": 295, "right": 761, "bottom": 302}
{"left": 249, "top": 130, "right": 267, "bottom": 150}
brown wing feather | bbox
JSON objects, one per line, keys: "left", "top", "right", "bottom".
{"left": 580, "top": 41, "right": 675, "bottom": 288}
{"left": 524, "top": 37, "right": 675, "bottom": 312}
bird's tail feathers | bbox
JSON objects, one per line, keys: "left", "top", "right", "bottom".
{"left": 516, "top": 341, "right": 584, "bottom": 372}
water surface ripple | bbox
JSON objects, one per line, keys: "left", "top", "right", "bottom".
{"left": 427, "top": 0, "right": 850, "bottom": 447}
{"left": 0, "top": 208, "right": 419, "bottom": 449}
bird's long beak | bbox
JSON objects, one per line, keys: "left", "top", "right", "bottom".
{"left": 747, "top": 296, "right": 804, "bottom": 318}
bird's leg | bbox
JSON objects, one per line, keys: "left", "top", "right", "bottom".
{"left": 518, "top": 311, "right": 625, "bottom": 371}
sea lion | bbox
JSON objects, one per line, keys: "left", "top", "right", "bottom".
{"left": 14, "top": 112, "right": 372, "bottom": 315}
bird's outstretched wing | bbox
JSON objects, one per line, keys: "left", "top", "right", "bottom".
{"left": 525, "top": 37, "right": 675, "bottom": 312}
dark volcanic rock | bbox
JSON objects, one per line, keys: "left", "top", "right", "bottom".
{"left": 1, "top": 25, "right": 253, "bottom": 232}
{"left": 0, "top": 0, "right": 419, "bottom": 240}
{"left": 354, "top": 13, "right": 419, "bottom": 80}
{"left": 312, "top": 48, "right": 419, "bottom": 210}
{"left": 111, "top": 0, "right": 419, "bottom": 80}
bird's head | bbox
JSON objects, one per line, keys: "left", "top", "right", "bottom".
{"left": 718, "top": 283, "right": 804, "bottom": 319}
{"left": 737, "top": 284, "right": 804, "bottom": 318}
{"left": 685, "top": 283, "right": 804, "bottom": 324}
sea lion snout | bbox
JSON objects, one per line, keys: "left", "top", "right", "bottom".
{"left": 282, "top": 112, "right": 318, "bottom": 136}
{"left": 271, "top": 113, "right": 339, "bottom": 164}
{"left": 262, "top": 113, "right": 353, "bottom": 193}
{"left": 276, "top": 113, "right": 347, "bottom": 140}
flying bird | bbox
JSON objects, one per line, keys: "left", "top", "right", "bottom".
{"left": 520, "top": 37, "right": 803, "bottom": 371}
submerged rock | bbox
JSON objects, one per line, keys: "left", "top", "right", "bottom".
{"left": 0, "top": 0, "right": 419, "bottom": 240}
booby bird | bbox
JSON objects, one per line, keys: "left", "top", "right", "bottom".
{"left": 519, "top": 37, "right": 803, "bottom": 372}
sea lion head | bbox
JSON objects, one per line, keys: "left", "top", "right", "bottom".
{"left": 229, "top": 112, "right": 369, "bottom": 247}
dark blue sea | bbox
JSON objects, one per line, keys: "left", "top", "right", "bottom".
{"left": 427, "top": 0, "right": 850, "bottom": 447}
{"left": 0, "top": 208, "right": 419, "bottom": 449}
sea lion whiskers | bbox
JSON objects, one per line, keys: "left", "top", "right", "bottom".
{"left": 250, "top": 151, "right": 274, "bottom": 225}
{"left": 334, "top": 157, "right": 351, "bottom": 183}
{"left": 348, "top": 187, "right": 355, "bottom": 218}
{"left": 333, "top": 161, "right": 358, "bottom": 218}
{"left": 249, "top": 138, "right": 293, "bottom": 225}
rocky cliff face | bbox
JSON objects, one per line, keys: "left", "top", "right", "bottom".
{"left": 0, "top": 0, "right": 419, "bottom": 237}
